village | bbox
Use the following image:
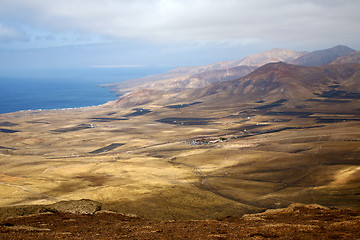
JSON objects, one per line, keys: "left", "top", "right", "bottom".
{"left": 188, "top": 137, "right": 228, "bottom": 146}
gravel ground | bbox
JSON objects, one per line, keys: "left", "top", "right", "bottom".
{"left": 0, "top": 204, "right": 359, "bottom": 239}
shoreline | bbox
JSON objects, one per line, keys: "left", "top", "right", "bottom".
{"left": 0, "top": 99, "right": 119, "bottom": 116}
{"left": 0, "top": 78, "right": 119, "bottom": 116}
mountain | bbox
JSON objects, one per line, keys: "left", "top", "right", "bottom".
{"left": 109, "top": 45, "right": 359, "bottom": 108}
{"left": 112, "top": 65, "right": 257, "bottom": 94}
{"left": 112, "top": 88, "right": 171, "bottom": 107}
{"left": 105, "top": 48, "right": 305, "bottom": 95}
{"left": 106, "top": 46, "right": 356, "bottom": 98}
{"left": 229, "top": 48, "right": 306, "bottom": 67}
{"left": 112, "top": 61, "right": 360, "bottom": 109}
{"left": 331, "top": 51, "right": 360, "bottom": 64}
{"left": 104, "top": 65, "right": 255, "bottom": 96}
{"left": 182, "top": 62, "right": 360, "bottom": 104}
{"left": 288, "top": 45, "right": 355, "bottom": 66}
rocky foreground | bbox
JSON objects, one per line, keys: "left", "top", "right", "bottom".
{"left": 0, "top": 200, "right": 359, "bottom": 239}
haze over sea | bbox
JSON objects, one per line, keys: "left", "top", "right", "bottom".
{"left": 0, "top": 66, "right": 171, "bottom": 114}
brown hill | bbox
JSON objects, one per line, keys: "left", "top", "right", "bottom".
{"left": 115, "top": 66, "right": 257, "bottom": 93}
{"left": 112, "top": 62, "right": 360, "bottom": 108}
{"left": 105, "top": 49, "right": 304, "bottom": 95}
{"left": 178, "top": 66, "right": 257, "bottom": 88}
{"left": 288, "top": 45, "right": 355, "bottom": 66}
{"left": 112, "top": 89, "right": 172, "bottom": 107}
{"left": 106, "top": 46, "right": 355, "bottom": 103}
{"left": 331, "top": 51, "right": 360, "bottom": 64}
{"left": 104, "top": 65, "right": 256, "bottom": 96}
{"left": 179, "top": 62, "right": 360, "bottom": 105}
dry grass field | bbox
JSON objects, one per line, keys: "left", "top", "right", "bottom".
{"left": 0, "top": 98, "right": 359, "bottom": 220}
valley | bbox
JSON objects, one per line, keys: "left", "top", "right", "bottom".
{"left": 0, "top": 92, "right": 359, "bottom": 220}
{"left": 0, "top": 46, "right": 359, "bottom": 222}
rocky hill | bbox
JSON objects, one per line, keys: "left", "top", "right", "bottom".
{"left": 0, "top": 200, "right": 359, "bottom": 239}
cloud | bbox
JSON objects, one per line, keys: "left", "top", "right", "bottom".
{"left": 0, "top": 0, "right": 359, "bottom": 49}
{"left": 0, "top": 24, "right": 26, "bottom": 41}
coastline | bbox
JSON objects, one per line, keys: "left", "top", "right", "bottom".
{"left": 0, "top": 101, "right": 115, "bottom": 115}
{"left": 0, "top": 79, "right": 118, "bottom": 115}
{"left": 0, "top": 101, "right": 117, "bottom": 116}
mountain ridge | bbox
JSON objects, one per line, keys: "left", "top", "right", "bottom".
{"left": 331, "top": 51, "right": 360, "bottom": 64}
{"left": 230, "top": 48, "right": 306, "bottom": 67}
{"left": 111, "top": 61, "right": 360, "bottom": 108}
{"left": 288, "top": 45, "right": 355, "bottom": 66}
{"left": 105, "top": 48, "right": 306, "bottom": 95}
{"left": 180, "top": 62, "right": 359, "bottom": 103}
{"left": 106, "top": 45, "right": 357, "bottom": 104}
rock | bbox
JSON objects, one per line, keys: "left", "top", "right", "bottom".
{"left": 242, "top": 203, "right": 331, "bottom": 220}
{"left": 44, "top": 199, "right": 102, "bottom": 214}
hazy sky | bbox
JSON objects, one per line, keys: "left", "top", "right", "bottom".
{"left": 0, "top": 0, "right": 359, "bottom": 72}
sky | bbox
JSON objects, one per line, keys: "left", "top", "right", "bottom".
{"left": 0, "top": 0, "right": 359, "bottom": 75}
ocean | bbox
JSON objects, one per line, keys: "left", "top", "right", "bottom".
{"left": 0, "top": 66, "right": 171, "bottom": 114}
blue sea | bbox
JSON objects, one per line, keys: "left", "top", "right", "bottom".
{"left": 0, "top": 66, "right": 171, "bottom": 114}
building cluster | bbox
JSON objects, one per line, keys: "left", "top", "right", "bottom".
{"left": 189, "top": 137, "right": 226, "bottom": 146}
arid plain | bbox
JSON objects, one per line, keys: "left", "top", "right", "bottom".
{"left": 1, "top": 89, "right": 359, "bottom": 220}
{"left": 1, "top": 46, "right": 360, "bottom": 221}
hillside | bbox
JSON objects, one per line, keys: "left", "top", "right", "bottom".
{"left": 105, "top": 48, "right": 305, "bottom": 95}
{"left": 182, "top": 62, "right": 360, "bottom": 103}
{"left": 106, "top": 45, "right": 357, "bottom": 105}
{"left": 331, "top": 51, "right": 360, "bottom": 64}
{"left": 1, "top": 201, "right": 359, "bottom": 239}
{"left": 114, "top": 61, "right": 360, "bottom": 107}
{"left": 288, "top": 45, "right": 355, "bottom": 66}
{"left": 230, "top": 48, "right": 306, "bottom": 67}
